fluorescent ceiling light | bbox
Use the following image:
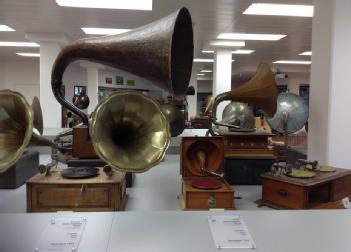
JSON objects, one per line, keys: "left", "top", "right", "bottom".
{"left": 273, "top": 60, "right": 311, "bottom": 65}
{"left": 56, "top": 0, "right": 152, "bottom": 10}
{"left": 197, "top": 73, "right": 206, "bottom": 76}
{"left": 210, "top": 40, "right": 245, "bottom": 47}
{"left": 200, "top": 70, "right": 212, "bottom": 73}
{"left": 16, "top": 52, "right": 40, "bottom": 57}
{"left": 233, "top": 49, "right": 255, "bottom": 54}
{"left": 217, "top": 33, "right": 286, "bottom": 41}
{"left": 82, "top": 27, "right": 131, "bottom": 35}
{"left": 0, "top": 42, "right": 39, "bottom": 47}
{"left": 0, "top": 25, "right": 14, "bottom": 31}
{"left": 299, "top": 51, "right": 312, "bottom": 56}
{"left": 202, "top": 50, "right": 215, "bottom": 53}
{"left": 194, "top": 59, "right": 235, "bottom": 63}
{"left": 243, "top": 3, "right": 313, "bottom": 17}
{"left": 202, "top": 49, "right": 254, "bottom": 54}
{"left": 194, "top": 58, "right": 214, "bottom": 63}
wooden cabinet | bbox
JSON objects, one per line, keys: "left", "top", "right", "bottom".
{"left": 262, "top": 179, "right": 308, "bottom": 209}
{"left": 27, "top": 168, "right": 127, "bottom": 212}
{"left": 72, "top": 125, "right": 97, "bottom": 158}
{"left": 180, "top": 179, "right": 234, "bottom": 210}
{"left": 261, "top": 168, "right": 351, "bottom": 209}
{"left": 179, "top": 137, "right": 235, "bottom": 210}
{"left": 223, "top": 132, "right": 276, "bottom": 185}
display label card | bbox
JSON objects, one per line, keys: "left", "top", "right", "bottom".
{"left": 35, "top": 217, "right": 87, "bottom": 252}
{"left": 208, "top": 215, "right": 256, "bottom": 249}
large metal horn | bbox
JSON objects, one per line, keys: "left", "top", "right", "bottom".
{"left": 50, "top": 8, "right": 193, "bottom": 173}
{"left": 51, "top": 7, "right": 194, "bottom": 124}
{"left": 0, "top": 90, "right": 56, "bottom": 173}
{"left": 89, "top": 91, "right": 170, "bottom": 173}
{"left": 208, "top": 63, "right": 278, "bottom": 135}
{"left": 268, "top": 92, "right": 308, "bottom": 134}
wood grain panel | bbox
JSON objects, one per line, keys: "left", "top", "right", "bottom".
{"left": 262, "top": 178, "right": 307, "bottom": 209}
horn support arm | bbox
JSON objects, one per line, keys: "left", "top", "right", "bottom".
{"left": 207, "top": 91, "right": 241, "bottom": 136}
{"left": 51, "top": 79, "right": 89, "bottom": 124}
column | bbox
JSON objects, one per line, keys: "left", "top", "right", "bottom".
{"left": 187, "top": 65, "right": 198, "bottom": 119}
{"left": 39, "top": 43, "right": 62, "bottom": 128}
{"left": 25, "top": 33, "right": 70, "bottom": 129}
{"left": 80, "top": 62, "right": 101, "bottom": 114}
{"left": 308, "top": 0, "right": 351, "bottom": 167}
{"left": 86, "top": 67, "right": 98, "bottom": 114}
{"left": 212, "top": 49, "right": 232, "bottom": 120}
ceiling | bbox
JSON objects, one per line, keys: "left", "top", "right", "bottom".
{"left": 0, "top": 0, "right": 312, "bottom": 74}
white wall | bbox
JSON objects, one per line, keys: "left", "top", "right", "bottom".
{"left": 326, "top": 0, "right": 351, "bottom": 167}
{"left": 0, "top": 61, "right": 40, "bottom": 103}
{"left": 187, "top": 66, "right": 198, "bottom": 118}
{"left": 308, "top": 0, "right": 334, "bottom": 165}
{"left": 62, "top": 65, "right": 87, "bottom": 102}
{"left": 197, "top": 80, "right": 212, "bottom": 93}
{"left": 276, "top": 72, "right": 310, "bottom": 95}
{"left": 0, "top": 60, "right": 87, "bottom": 105}
{"left": 98, "top": 68, "right": 165, "bottom": 101}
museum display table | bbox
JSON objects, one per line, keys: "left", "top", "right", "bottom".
{"left": 0, "top": 210, "right": 350, "bottom": 252}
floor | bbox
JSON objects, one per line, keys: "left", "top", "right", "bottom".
{"left": 0, "top": 154, "right": 271, "bottom": 213}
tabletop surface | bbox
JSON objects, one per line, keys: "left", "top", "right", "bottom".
{"left": 0, "top": 210, "right": 350, "bottom": 252}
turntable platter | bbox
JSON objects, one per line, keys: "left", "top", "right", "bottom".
{"left": 191, "top": 179, "right": 222, "bottom": 190}
{"left": 61, "top": 167, "right": 99, "bottom": 179}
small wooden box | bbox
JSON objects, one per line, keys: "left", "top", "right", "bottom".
{"left": 72, "top": 125, "right": 97, "bottom": 158}
{"left": 179, "top": 136, "right": 234, "bottom": 210}
{"left": 260, "top": 168, "right": 351, "bottom": 209}
{"left": 179, "top": 179, "right": 234, "bottom": 210}
{"left": 26, "top": 167, "right": 127, "bottom": 212}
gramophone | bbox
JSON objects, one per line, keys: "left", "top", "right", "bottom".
{"left": 207, "top": 63, "right": 278, "bottom": 136}
{"left": 51, "top": 7, "right": 193, "bottom": 176}
{"left": 267, "top": 92, "right": 310, "bottom": 177}
{"left": 179, "top": 136, "right": 234, "bottom": 210}
{"left": 0, "top": 91, "right": 56, "bottom": 188}
{"left": 205, "top": 63, "right": 278, "bottom": 185}
{"left": 206, "top": 63, "right": 278, "bottom": 150}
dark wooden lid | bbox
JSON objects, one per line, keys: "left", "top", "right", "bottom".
{"left": 181, "top": 136, "right": 224, "bottom": 178}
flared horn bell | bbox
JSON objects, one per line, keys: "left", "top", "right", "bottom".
{"left": 212, "top": 63, "right": 278, "bottom": 119}
{"left": 89, "top": 91, "right": 170, "bottom": 173}
{"left": 51, "top": 7, "right": 194, "bottom": 124}
{"left": 0, "top": 90, "right": 56, "bottom": 173}
{"left": 209, "top": 63, "right": 278, "bottom": 133}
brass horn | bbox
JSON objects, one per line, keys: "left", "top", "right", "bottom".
{"left": 90, "top": 91, "right": 170, "bottom": 173}
{"left": 51, "top": 8, "right": 194, "bottom": 173}
{"left": 208, "top": 63, "right": 278, "bottom": 135}
{"left": 0, "top": 90, "right": 56, "bottom": 173}
{"left": 51, "top": 7, "right": 194, "bottom": 125}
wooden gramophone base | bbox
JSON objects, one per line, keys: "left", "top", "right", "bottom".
{"left": 26, "top": 167, "right": 127, "bottom": 212}
{"left": 179, "top": 179, "right": 235, "bottom": 210}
